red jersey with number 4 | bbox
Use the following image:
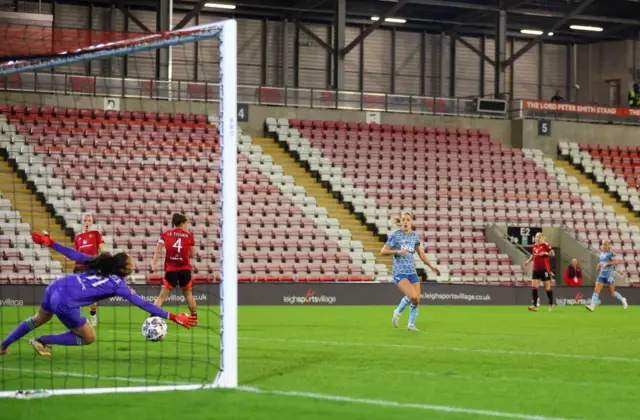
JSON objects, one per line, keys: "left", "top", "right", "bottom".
{"left": 159, "top": 228, "right": 195, "bottom": 272}
{"left": 74, "top": 231, "right": 104, "bottom": 269}
{"left": 532, "top": 242, "right": 552, "bottom": 272}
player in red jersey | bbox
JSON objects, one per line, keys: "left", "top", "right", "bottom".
{"left": 524, "top": 232, "right": 555, "bottom": 312}
{"left": 152, "top": 213, "right": 198, "bottom": 323}
{"left": 74, "top": 213, "right": 104, "bottom": 326}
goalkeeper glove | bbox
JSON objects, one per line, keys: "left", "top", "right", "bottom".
{"left": 32, "top": 231, "right": 54, "bottom": 247}
{"left": 169, "top": 313, "right": 198, "bottom": 330}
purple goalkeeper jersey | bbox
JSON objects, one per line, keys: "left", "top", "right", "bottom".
{"left": 47, "top": 242, "right": 169, "bottom": 319}
{"left": 48, "top": 273, "right": 166, "bottom": 317}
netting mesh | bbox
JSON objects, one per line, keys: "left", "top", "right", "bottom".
{"left": 0, "top": 25, "right": 229, "bottom": 395}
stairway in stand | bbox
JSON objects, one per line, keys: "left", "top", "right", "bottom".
{"left": 0, "top": 156, "right": 73, "bottom": 272}
{"left": 251, "top": 137, "right": 393, "bottom": 273}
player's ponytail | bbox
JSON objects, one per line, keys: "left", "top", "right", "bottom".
{"left": 391, "top": 212, "right": 414, "bottom": 228}
{"left": 85, "top": 252, "right": 130, "bottom": 276}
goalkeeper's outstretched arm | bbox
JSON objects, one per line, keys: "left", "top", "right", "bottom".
{"left": 117, "top": 284, "right": 197, "bottom": 329}
{"left": 33, "top": 231, "right": 92, "bottom": 264}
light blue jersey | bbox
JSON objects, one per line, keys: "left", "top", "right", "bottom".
{"left": 597, "top": 250, "right": 616, "bottom": 284}
{"left": 386, "top": 230, "right": 421, "bottom": 277}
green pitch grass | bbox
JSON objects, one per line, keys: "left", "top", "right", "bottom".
{"left": 1, "top": 305, "right": 639, "bottom": 420}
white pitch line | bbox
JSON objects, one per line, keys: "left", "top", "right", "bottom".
{"left": 238, "top": 337, "right": 640, "bottom": 364}
{"left": 1, "top": 367, "right": 187, "bottom": 385}
{"left": 236, "top": 386, "right": 574, "bottom": 420}
{"left": 108, "top": 329, "right": 640, "bottom": 364}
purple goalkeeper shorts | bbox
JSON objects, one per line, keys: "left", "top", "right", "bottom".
{"left": 41, "top": 282, "right": 87, "bottom": 330}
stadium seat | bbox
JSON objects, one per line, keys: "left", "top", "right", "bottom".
{"left": 0, "top": 105, "right": 374, "bottom": 283}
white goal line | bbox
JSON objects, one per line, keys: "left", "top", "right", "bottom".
{"left": 1, "top": 367, "right": 187, "bottom": 386}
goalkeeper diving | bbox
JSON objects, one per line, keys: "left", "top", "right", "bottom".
{"left": 0, "top": 232, "right": 197, "bottom": 356}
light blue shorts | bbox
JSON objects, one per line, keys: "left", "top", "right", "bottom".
{"left": 596, "top": 272, "right": 616, "bottom": 285}
{"left": 393, "top": 273, "right": 420, "bottom": 284}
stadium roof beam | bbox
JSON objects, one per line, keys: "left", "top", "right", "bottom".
{"left": 452, "top": 34, "right": 495, "bottom": 67}
{"left": 508, "top": 7, "right": 640, "bottom": 26}
{"left": 341, "top": 0, "right": 409, "bottom": 56}
{"left": 390, "top": 0, "right": 498, "bottom": 11}
{"left": 172, "top": 0, "right": 209, "bottom": 30}
{"left": 113, "top": 0, "right": 152, "bottom": 32}
{"left": 504, "top": 0, "right": 597, "bottom": 67}
{"left": 382, "top": 0, "right": 640, "bottom": 27}
{"left": 443, "top": 0, "right": 529, "bottom": 34}
{"left": 294, "top": 20, "right": 334, "bottom": 53}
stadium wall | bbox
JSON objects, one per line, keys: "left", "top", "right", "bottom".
{"left": 519, "top": 119, "right": 640, "bottom": 157}
{"left": 26, "top": 3, "right": 572, "bottom": 100}
{"left": 0, "top": 283, "right": 636, "bottom": 307}
{"left": 488, "top": 226, "right": 600, "bottom": 286}
{"left": 542, "top": 228, "right": 601, "bottom": 285}
{"left": 8, "top": 4, "right": 638, "bottom": 106}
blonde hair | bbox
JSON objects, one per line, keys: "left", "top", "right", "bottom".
{"left": 391, "top": 212, "right": 414, "bottom": 228}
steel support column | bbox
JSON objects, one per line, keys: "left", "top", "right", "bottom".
{"left": 494, "top": 9, "right": 506, "bottom": 98}
{"left": 449, "top": 35, "right": 456, "bottom": 97}
{"left": 102, "top": 5, "right": 118, "bottom": 77}
{"left": 391, "top": 28, "right": 396, "bottom": 93}
{"left": 538, "top": 42, "right": 543, "bottom": 100}
{"left": 123, "top": 7, "right": 129, "bottom": 77}
{"left": 156, "top": 0, "right": 172, "bottom": 81}
{"left": 439, "top": 33, "right": 447, "bottom": 96}
{"left": 419, "top": 31, "right": 426, "bottom": 96}
{"left": 86, "top": 4, "right": 93, "bottom": 75}
{"left": 333, "top": 0, "right": 346, "bottom": 90}
{"left": 282, "top": 19, "right": 289, "bottom": 87}
{"left": 294, "top": 25, "right": 300, "bottom": 87}
{"left": 326, "top": 26, "right": 333, "bottom": 88}
{"left": 479, "top": 36, "right": 485, "bottom": 97}
{"left": 509, "top": 39, "right": 515, "bottom": 99}
{"left": 52, "top": 0, "right": 57, "bottom": 75}
{"left": 194, "top": 13, "right": 199, "bottom": 80}
{"left": 260, "top": 20, "right": 267, "bottom": 85}
{"left": 359, "top": 25, "right": 365, "bottom": 92}
{"left": 567, "top": 43, "right": 574, "bottom": 102}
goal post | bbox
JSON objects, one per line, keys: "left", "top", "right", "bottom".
{"left": 216, "top": 19, "right": 238, "bottom": 390}
{"left": 0, "top": 19, "right": 238, "bottom": 396}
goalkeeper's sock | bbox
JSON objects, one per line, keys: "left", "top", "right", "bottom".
{"left": 39, "top": 331, "right": 87, "bottom": 346}
{"left": 1, "top": 318, "right": 36, "bottom": 349}
{"left": 395, "top": 296, "right": 411, "bottom": 314}
{"left": 408, "top": 304, "right": 419, "bottom": 326}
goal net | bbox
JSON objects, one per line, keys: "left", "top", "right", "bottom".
{"left": 0, "top": 20, "right": 237, "bottom": 397}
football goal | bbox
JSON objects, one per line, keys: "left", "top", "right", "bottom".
{"left": 0, "top": 19, "right": 237, "bottom": 397}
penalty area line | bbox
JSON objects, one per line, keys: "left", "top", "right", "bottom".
{"left": 239, "top": 337, "right": 640, "bottom": 364}
{"left": 236, "top": 386, "right": 573, "bottom": 420}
